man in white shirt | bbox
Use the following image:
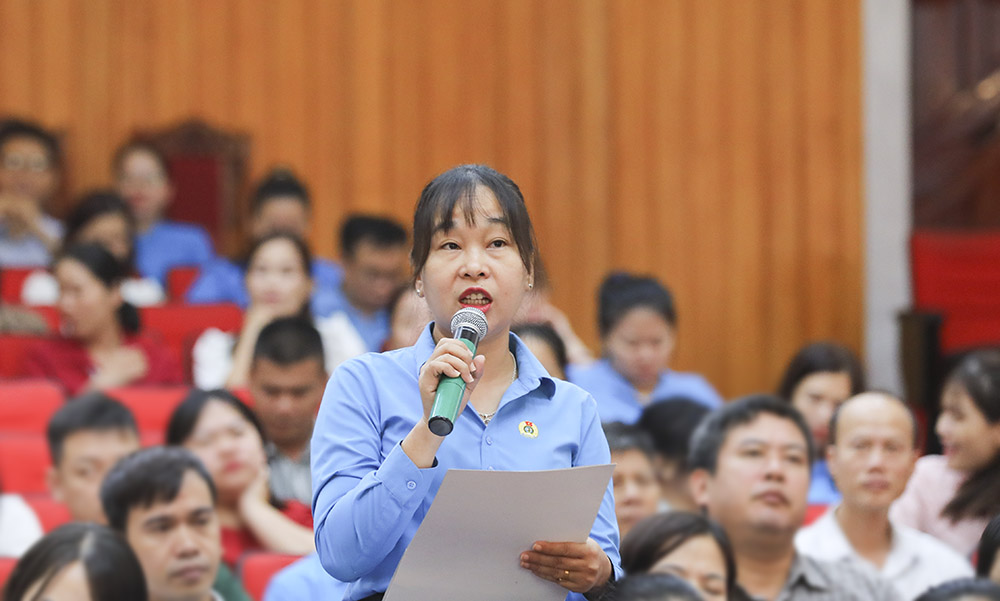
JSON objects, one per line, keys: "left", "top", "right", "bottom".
{"left": 795, "top": 392, "right": 972, "bottom": 600}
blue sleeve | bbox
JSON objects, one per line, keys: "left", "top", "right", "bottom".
{"left": 311, "top": 359, "right": 439, "bottom": 582}
{"left": 691, "top": 375, "right": 724, "bottom": 408}
{"left": 184, "top": 259, "right": 247, "bottom": 306}
{"left": 189, "top": 226, "right": 216, "bottom": 265}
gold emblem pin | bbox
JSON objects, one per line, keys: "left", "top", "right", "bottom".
{"left": 518, "top": 420, "right": 539, "bottom": 439}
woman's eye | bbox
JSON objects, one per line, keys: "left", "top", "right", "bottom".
{"left": 490, "top": 239, "right": 507, "bottom": 248}
{"left": 441, "top": 242, "right": 459, "bottom": 250}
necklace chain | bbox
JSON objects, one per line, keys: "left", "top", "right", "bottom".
{"left": 478, "top": 350, "right": 517, "bottom": 425}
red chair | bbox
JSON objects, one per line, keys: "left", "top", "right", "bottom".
{"left": 803, "top": 504, "right": 828, "bottom": 526}
{"left": 108, "top": 386, "right": 190, "bottom": 435}
{"left": 24, "top": 495, "right": 71, "bottom": 532}
{"left": 167, "top": 266, "right": 201, "bottom": 301}
{"left": 0, "top": 557, "right": 16, "bottom": 593}
{"left": 0, "top": 336, "right": 47, "bottom": 379}
{"left": 239, "top": 553, "right": 301, "bottom": 601}
{"left": 139, "top": 304, "right": 242, "bottom": 370}
{"left": 0, "top": 380, "right": 64, "bottom": 435}
{"left": 0, "top": 267, "right": 40, "bottom": 304}
{"left": 0, "top": 436, "right": 51, "bottom": 494}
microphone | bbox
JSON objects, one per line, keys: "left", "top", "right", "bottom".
{"left": 427, "top": 307, "right": 489, "bottom": 436}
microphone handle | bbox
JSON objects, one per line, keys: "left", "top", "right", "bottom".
{"left": 427, "top": 336, "right": 477, "bottom": 436}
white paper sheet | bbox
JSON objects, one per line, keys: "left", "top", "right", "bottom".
{"left": 383, "top": 464, "right": 615, "bottom": 601}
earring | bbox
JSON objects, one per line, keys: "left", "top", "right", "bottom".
{"left": 415, "top": 285, "right": 424, "bottom": 298}
{"left": 528, "top": 282, "right": 534, "bottom": 290}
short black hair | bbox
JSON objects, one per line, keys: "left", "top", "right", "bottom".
{"left": 688, "top": 394, "right": 815, "bottom": 474}
{"left": 620, "top": 511, "right": 737, "bottom": 599}
{"left": 340, "top": 214, "right": 408, "bottom": 258}
{"left": 914, "top": 578, "right": 1000, "bottom": 601}
{"left": 253, "top": 316, "right": 325, "bottom": 369}
{"left": 598, "top": 272, "right": 677, "bottom": 338}
{"left": 251, "top": 167, "right": 310, "bottom": 213}
{"left": 46, "top": 392, "right": 138, "bottom": 466}
{"left": 111, "top": 139, "right": 170, "bottom": 180}
{"left": 827, "top": 391, "right": 918, "bottom": 447}
{"left": 100, "top": 446, "right": 217, "bottom": 532}
{"left": 776, "top": 341, "right": 866, "bottom": 401}
{"left": 0, "top": 117, "right": 61, "bottom": 168}
{"left": 3, "top": 522, "right": 146, "bottom": 601}
{"left": 605, "top": 573, "right": 704, "bottom": 601}
{"left": 55, "top": 243, "right": 141, "bottom": 334}
{"left": 636, "top": 398, "right": 712, "bottom": 469}
{"left": 512, "top": 322, "right": 568, "bottom": 377}
{"left": 166, "top": 388, "right": 266, "bottom": 447}
{"left": 976, "top": 514, "right": 1000, "bottom": 579}
{"left": 603, "top": 421, "right": 655, "bottom": 460}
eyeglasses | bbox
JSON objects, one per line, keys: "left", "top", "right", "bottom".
{"left": 1, "top": 153, "right": 51, "bottom": 173}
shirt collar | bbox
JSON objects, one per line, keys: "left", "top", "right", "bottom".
{"left": 786, "top": 553, "right": 835, "bottom": 593}
{"left": 809, "top": 505, "right": 856, "bottom": 560}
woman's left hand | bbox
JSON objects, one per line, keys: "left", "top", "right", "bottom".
{"left": 238, "top": 461, "right": 271, "bottom": 513}
{"left": 519, "top": 537, "right": 612, "bottom": 594}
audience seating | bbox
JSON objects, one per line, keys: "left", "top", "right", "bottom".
{"left": 0, "top": 436, "right": 51, "bottom": 494}
{"left": 24, "top": 495, "right": 71, "bottom": 533}
{"left": 167, "top": 266, "right": 201, "bottom": 301}
{"left": 0, "top": 557, "right": 15, "bottom": 593}
{"left": 140, "top": 303, "right": 242, "bottom": 368}
{"left": 0, "top": 380, "right": 64, "bottom": 435}
{"left": 109, "top": 386, "right": 190, "bottom": 435}
{"left": 0, "top": 337, "right": 47, "bottom": 380}
{"left": 239, "top": 552, "right": 301, "bottom": 601}
{"left": 0, "top": 267, "right": 40, "bottom": 304}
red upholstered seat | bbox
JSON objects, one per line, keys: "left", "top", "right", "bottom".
{"left": 0, "top": 336, "right": 47, "bottom": 379}
{"left": 0, "top": 436, "right": 51, "bottom": 494}
{"left": 239, "top": 552, "right": 301, "bottom": 601}
{"left": 24, "top": 495, "right": 71, "bottom": 532}
{"left": 1, "top": 267, "right": 39, "bottom": 304}
{"left": 167, "top": 266, "right": 201, "bottom": 301}
{"left": 0, "top": 557, "right": 16, "bottom": 593}
{"left": 0, "top": 380, "right": 64, "bottom": 435}
{"left": 108, "top": 386, "right": 190, "bottom": 436}
{"left": 139, "top": 304, "right": 242, "bottom": 370}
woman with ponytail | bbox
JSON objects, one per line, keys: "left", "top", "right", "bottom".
{"left": 24, "top": 242, "right": 182, "bottom": 394}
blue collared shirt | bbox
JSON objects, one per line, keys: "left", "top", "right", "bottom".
{"left": 185, "top": 256, "right": 343, "bottom": 317}
{"left": 808, "top": 459, "right": 842, "bottom": 506}
{"left": 567, "top": 358, "right": 723, "bottom": 424}
{"left": 317, "top": 283, "right": 390, "bottom": 352}
{"left": 135, "top": 220, "right": 215, "bottom": 284}
{"left": 263, "top": 553, "right": 348, "bottom": 601}
{"left": 0, "top": 216, "right": 62, "bottom": 267}
{"left": 311, "top": 325, "right": 622, "bottom": 601}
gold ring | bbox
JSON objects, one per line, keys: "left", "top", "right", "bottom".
{"left": 564, "top": 570, "right": 570, "bottom": 577}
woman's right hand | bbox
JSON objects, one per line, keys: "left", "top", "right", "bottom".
{"left": 417, "top": 337, "right": 486, "bottom": 422}
{"left": 89, "top": 347, "right": 149, "bottom": 390}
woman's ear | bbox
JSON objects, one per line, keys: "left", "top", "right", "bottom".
{"left": 414, "top": 277, "right": 424, "bottom": 298}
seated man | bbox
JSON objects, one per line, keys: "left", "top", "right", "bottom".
{"left": 46, "top": 392, "right": 142, "bottom": 524}
{"left": 687, "top": 394, "right": 901, "bottom": 601}
{"left": 0, "top": 118, "right": 63, "bottom": 267}
{"left": 185, "top": 168, "right": 341, "bottom": 312}
{"left": 636, "top": 397, "right": 711, "bottom": 512}
{"left": 603, "top": 422, "right": 661, "bottom": 540}
{"left": 249, "top": 316, "right": 327, "bottom": 505}
{"left": 796, "top": 392, "right": 972, "bottom": 600}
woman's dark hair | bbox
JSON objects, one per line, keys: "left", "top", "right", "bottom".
{"left": 914, "top": 578, "right": 1000, "bottom": 601}
{"left": 943, "top": 350, "right": 1000, "bottom": 521}
{"left": 62, "top": 189, "right": 137, "bottom": 264}
{"left": 775, "top": 341, "right": 866, "bottom": 401}
{"left": 165, "top": 388, "right": 266, "bottom": 447}
{"left": 2, "top": 522, "right": 147, "bottom": 601}
{"left": 56, "top": 243, "right": 140, "bottom": 334}
{"left": 621, "top": 511, "right": 737, "bottom": 599}
{"left": 598, "top": 272, "right": 676, "bottom": 339}
{"left": 512, "top": 322, "right": 568, "bottom": 378}
{"left": 112, "top": 139, "right": 171, "bottom": 180}
{"left": 637, "top": 398, "right": 712, "bottom": 469}
{"left": 605, "top": 573, "right": 704, "bottom": 601}
{"left": 411, "top": 164, "right": 537, "bottom": 277}
{"left": 977, "top": 515, "right": 1000, "bottom": 578}
{"left": 251, "top": 167, "right": 310, "bottom": 213}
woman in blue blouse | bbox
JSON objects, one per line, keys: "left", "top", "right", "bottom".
{"left": 311, "top": 164, "right": 621, "bottom": 601}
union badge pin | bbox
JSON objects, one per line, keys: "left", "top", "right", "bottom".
{"left": 518, "top": 420, "right": 539, "bottom": 439}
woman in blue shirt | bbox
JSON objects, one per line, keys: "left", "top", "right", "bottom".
{"left": 311, "top": 164, "right": 621, "bottom": 601}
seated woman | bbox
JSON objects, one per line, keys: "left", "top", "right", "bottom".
{"left": 165, "top": 388, "right": 314, "bottom": 567}
{"left": 2, "top": 522, "right": 147, "bottom": 601}
{"left": 775, "top": 341, "right": 866, "bottom": 505}
{"left": 24, "top": 243, "right": 182, "bottom": 394}
{"left": 21, "top": 189, "right": 165, "bottom": 306}
{"left": 892, "top": 350, "right": 1000, "bottom": 558}
{"left": 568, "top": 272, "right": 722, "bottom": 424}
{"left": 620, "top": 511, "right": 736, "bottom": 601}
{"left": 192, "top": 232, "right": 366, "bottom": 389}
{"left": 605, "top": 573, "right": 704, "bottom": 601}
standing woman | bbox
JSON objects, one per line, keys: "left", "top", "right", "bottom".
{"left": 311, "top": 164, "right": 621, "bottom": 601}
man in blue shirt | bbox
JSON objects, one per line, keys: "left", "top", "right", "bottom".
{"left": 263, "top": 553, "right": 348, "bottom": 601}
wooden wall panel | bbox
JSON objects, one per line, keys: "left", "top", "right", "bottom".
{"left": 0, "top": 0, "right": 864, "bottom": 398}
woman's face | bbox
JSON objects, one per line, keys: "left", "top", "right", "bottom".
{"left": 936, "top": 383, "right": 1000, "bottom": 473}
{"left": 184, "top": 400, "right": 267, "bottom": 501}
{"left": 116, "top": 149, "right": 172, "bottom": 226}
{"left": 21, "top": 560, "right": 92, "bottom": 601}
{"left": 55, "top": 258, "right": 121, "bottom": 340}
{"left": 76, "top": 212, "right": 132, "bottom": 262}
{"left": 604, "top": 307, "right": 675, "bottom": 391}
{"left": 415, "top": 187, "right": 532, "bottom": 342}
{"left": 790, "top": 371, "right": 853, "bottom": 451}
{"left": 245, "top": 238, "right": 313, "bottom": 316}
{"left": 650, "top": 534, "right": 728, "bottom": 601}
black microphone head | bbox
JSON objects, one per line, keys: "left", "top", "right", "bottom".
{"left": 450, "top": 307, "right": 488, "bottom": 340}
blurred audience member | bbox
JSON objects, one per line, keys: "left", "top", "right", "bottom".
{"left": 796, "top": 392, "right": 972, "bottom": 600}
{"left": 1, "top": 522, "right": 147, "bottom": 601}
{"left": 914, "top": 578, "right": 1000, "bottom": 601}
{"left": 606, "top": 573, "right": 705, "bottom": 601}
{"left": 45, "top": 392, "right": 140, "bottom": 524}
{"left": 249, "top": 316, "right": 327, "bottom": 505}
{"left": 569, "top": 272, "right": 722, "bottom": 424}
{"left": 192, "top": 232, "right": 363, "bottom": 389}
{"left": 186, "top": 168, "right": 342, "bottom": 313}
{"left": 688, "top": 395, "right": 899, "bottom": 600}
{"left": 21, "top": 189, "right": 165, "bottom": 306}
{"left": 166, "top": 389, "right": 314, "bottom": 566}
{"left": 263, "top": 553, "right": 348, "bottom": 601}
{"left": 893, "top": 350, "right": 1000, "bottom": 557}
{"left": 514, "top": 260, "right": 593, "bottom": 366}
{"left": 0, "top": 269, "right": 48, "bottom": 334}
{"left": 604, "top": 422, "right": 661, "bottom": 541}
{"left": 513, "top": 321, "right": 569, "bottom": 379}
{"left": 637, "top": 398, "right": 711, "bottom": 512}
{"left": 381, "top": 284, "right": 432, "bottom": 351}
{"left": 776, "top": 341, "right": 866, "bottom": 505}
{"left": 24, "top": 243, "right": 182, "bottom": 394}
{"left": 0, "top": 119, "right": 63, "bottom": 267}
{"left": 113, "top": 140, "right": 214, "bottom": 285}
{"left": 978, "top": 516, "right": 1000, "bottom": 583}
{"left": 621, "top": 512, "right": 736, "bottom": 601}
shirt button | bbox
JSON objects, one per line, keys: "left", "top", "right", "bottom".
{"left": 485, "top": 436, "right": 493, "bottom": 445}
{"left": 406, "top": 480, "right": 417, "bottom": 490}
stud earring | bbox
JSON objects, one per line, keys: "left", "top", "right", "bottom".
{"left": 415, "top": 285, "right": 424, "bottom": 298}
{"left": 528, "top": 282, "right": 534, "bottom": 290}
